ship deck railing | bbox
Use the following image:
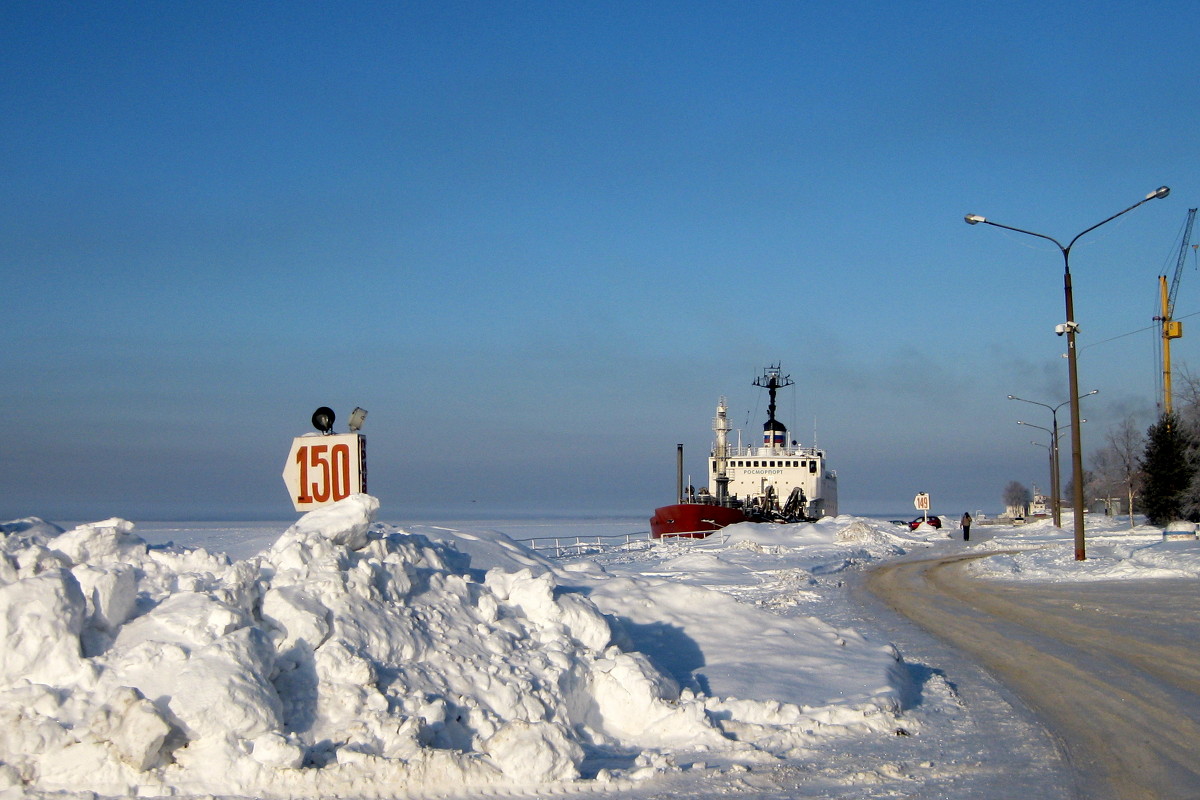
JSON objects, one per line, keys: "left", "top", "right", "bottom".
{"left": 718, "top": 444, "right": 825, "bottom": 458}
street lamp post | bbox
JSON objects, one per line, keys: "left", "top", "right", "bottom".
{"left": 1029, "top": 440, "right": 1054, "bottom": 516}
{"left": 1020, "top": 420, "right": 1062, "bottom": 527}
{"left": 1009, "top": 391, "right": 1098, "bottom": 528}
{"left": 968, "top": 186, "right": 1170, "bottom": 560}
{"left": 1018, "top": 417, "right": 1085, "bottom": 524}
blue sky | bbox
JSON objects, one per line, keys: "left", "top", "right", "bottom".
{"left": 4, "top": 1, "right": 1200, "bottom": 522}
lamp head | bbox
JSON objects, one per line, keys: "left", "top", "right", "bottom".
{"left": 1148, "top": 186, "right": 1170, "bottom": 200}
{"left": 348, "top": 407, "right": 368, "bottom": 433}
{"left": 964, "top": 214, "right": 986, "bottom": 225}
{"left": 312, "top": 406, "right": 336, "bottom": 434}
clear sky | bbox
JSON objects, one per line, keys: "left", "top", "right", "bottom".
{"left": 4, "top": 1, "right": 1200, "bottom": 522}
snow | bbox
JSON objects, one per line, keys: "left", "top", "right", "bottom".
{"left": 966, "top": 513, "right": 1200, "bottom": 580}
{"left": 1, "top": 503, "right": 1195, "bottom": 798}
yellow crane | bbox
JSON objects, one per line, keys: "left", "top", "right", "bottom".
{"left": 1158, "top": 207, "right": 1196, "bottom": 415}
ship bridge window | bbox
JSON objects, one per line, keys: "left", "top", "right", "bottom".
{"left": 809, "top": 461, "right": 817, "bottom": 474}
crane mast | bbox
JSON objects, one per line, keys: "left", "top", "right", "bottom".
{"left": 1160, "top": 208, "right": 1196, "bottom": 415}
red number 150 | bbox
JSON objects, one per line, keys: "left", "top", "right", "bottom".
{"left": 295, "top": 443, "right": 352, "bottom": 504}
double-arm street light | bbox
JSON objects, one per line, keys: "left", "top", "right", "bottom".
{"left": 968, "top": 186, "right": 1170, "bottom": 560}
{"left": 1009, "top": 391, "right": 1098, "bottom": 528}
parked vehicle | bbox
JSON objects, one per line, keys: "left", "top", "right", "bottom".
{"left": 909, "top": 515, "right": 942, "bottom": 530}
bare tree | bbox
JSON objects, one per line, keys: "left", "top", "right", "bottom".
{"left": 1089, "top": 415, "right": 1143, "bottom": 528}
{"left": 1088, "top": 447, "right": 1122, "bottom": 515}
{"left": 1172, "top": 367, "right": 1200, "bottom": 431}
{"left": 1003, "top": 480, "right": 1031, "bottom": 518}
{"left": 1167, "top": 368, "right": 1200, "bottom": 520}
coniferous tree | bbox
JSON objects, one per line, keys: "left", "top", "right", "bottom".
{"left": 1138, "top": 413, "right": 1197, "bottom": 525}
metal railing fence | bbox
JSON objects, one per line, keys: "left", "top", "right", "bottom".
{"left": 519, "top": 529, "right": 730, "bottom": 559}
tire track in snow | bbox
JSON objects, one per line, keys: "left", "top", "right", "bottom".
{"left": 867, "top": 552, "right": 1200, "bottom": 800}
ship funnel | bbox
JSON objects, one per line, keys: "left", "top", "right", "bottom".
{"left": 763, "top": 419, "right": 788, "bottom": 448}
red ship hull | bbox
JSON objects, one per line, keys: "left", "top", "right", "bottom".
{"left": 649, "top": 503, "right": 746, "bottom": 538}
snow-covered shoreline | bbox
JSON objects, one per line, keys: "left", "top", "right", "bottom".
{"left": 2, "top": 502, "right": 1195, "bottom": 798}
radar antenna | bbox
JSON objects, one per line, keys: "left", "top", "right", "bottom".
{"left": 752, "top": 364, "right": 793, "bottom": 425}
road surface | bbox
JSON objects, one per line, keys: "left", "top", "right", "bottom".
{"left": 867, "top": 552, "right": 1200, "bottom": 800}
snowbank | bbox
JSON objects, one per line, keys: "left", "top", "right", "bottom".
{"left": 0, "top": 498, "right": 910, "bottom": 798}
{"left": 966, "top": 515, "right": 1200, "bottom": 581}
{"left": 574, "top": 517, "right": 927, "bottom": 754}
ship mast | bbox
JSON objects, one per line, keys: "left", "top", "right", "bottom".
{"left": 753, "top": 365, "right": 793, "bottom": 450}
{"left": 713, "top": 397, "right": 731, "bottom": 505}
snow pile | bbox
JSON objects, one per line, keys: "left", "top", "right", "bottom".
{"left": 0, "top": 498, "right": 911, "bottom": 798}
{"left": 688, "top": 516, "right": 938, "bottom": 584}
{"left": 584, "top": 574, "right": 907, "bottom": 753}
{"left": 568, "top": 517, "right": 934, "bottom": 755}
{"left": 967, "top": 515, "right": 1200, "bottom": 581}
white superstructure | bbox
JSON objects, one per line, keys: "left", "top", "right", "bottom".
{"left": 706, "top": 366, "right": 838, "bottom": 520}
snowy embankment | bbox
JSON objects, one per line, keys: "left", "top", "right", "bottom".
{"left": 0, "top": 498, "right": 912, "bottom": 798}
{"left": 966, "top": 514, "right": 1200, "bottom": 580}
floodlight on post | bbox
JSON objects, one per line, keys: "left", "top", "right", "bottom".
{"left": 348, "top": 407, "right": 368, "bottom": 433}
{"left": 312, "top": 406, "right": 336, "bottom": 434}
{"left": 969, "top": 188, "right": 1169, "bottom": 560}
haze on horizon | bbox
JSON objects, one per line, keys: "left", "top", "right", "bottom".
{"left": 3, "top": 2, "right": 1199, "bottom": 523}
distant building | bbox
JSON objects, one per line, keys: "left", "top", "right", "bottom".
{"left": 1090, "top": 497, "right": 1127, "bottom": 516}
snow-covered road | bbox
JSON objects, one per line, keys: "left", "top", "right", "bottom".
{"left": 866, "top": 553, "right": 1200, "bottom": 800}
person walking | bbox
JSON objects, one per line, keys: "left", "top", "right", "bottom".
{"left": 961, "top": 512, "right": 972, "bottom": 541}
